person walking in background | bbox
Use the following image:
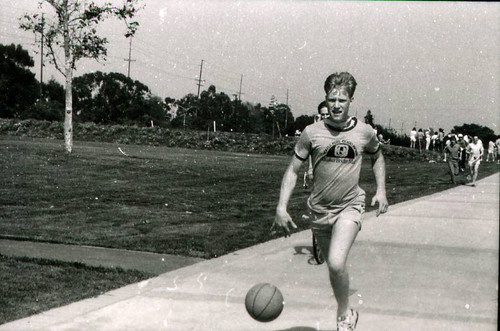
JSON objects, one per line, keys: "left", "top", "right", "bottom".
{"left": 457, "top": 134, "right": 467, "bottom": 172}
{"left": 378, "top": 133, "right": 390, "bottom": 145}
{"left": 431, "top": 130, "right": 438, "bottom": 151}
{"left": 410, "top": 127, "right": 417, "bottom": 149}
{"left": 304, "top": 101, "right": 329, "bottom": 188}
{"left": 486, "top": 140, "right": 495, "bottom": 162}
{"left": 417, "top": 128, "right": 424, "bottom": 153}
{"left": 273, "top": 71, "right": 388, "bottom": 331}
{"left": 466, "top": 136, "right": 484, "bottom": 186}
{"left": 425, "top": 129, "right": 431, "bottom": 150}
{"left": 444, "top": 136, "right": 461, "bottom": 184}
{"left": 443, "top": 131, "right": 457, "bottom": 162}
{"left": 437, "top": 128, "right": 445, "bottom": 153}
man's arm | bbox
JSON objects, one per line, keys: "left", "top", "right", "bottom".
{"left": 369, "top": 151, "right": 389, "bottom": 216}
{"left": 273, "top": 156, "right": 304, "bottom": 237}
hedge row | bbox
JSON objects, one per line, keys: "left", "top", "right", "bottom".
{"left": 0, "top": 118, "right": 440, "bottom": 161}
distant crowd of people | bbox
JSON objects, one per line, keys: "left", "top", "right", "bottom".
{"left": 409, "top": 127, "right": 500, "bottom": 186}
{"left": 409, "top": 127, "right": 500, "bottom": 162}
{"left": 409, "top": 127, "right": 447, "bottom": 153}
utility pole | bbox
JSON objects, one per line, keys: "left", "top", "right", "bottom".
{"left": 196, "top": 59, "right": 204, "bottom": 98}
{"left": 285, "top": 89, "right": 289, "bottom": 131}
{"left": 124, "top": 36, "right": 135, "bottom": 79}
{"left": 238, "top": 74, "right": 243, "bottom": 101}
{"left": 39, "top": 14, "right": 45, "bottom": 100}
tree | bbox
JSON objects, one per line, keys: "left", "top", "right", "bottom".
{"left": 294, "top": 114, "right": 315, "bottom": 133}
{"left": 274, "top": 103, "right": 294, "bottom": 136}
{"left": 0, "top": 43, "right": 39, "bottom": 118}
{"left": 73, "top": 71, "right": 164, "bottom": 126}
{"left": 43, "top": 78, "right": 65, "bottom": 104}
{"left": 247, "top": 102, "right": 266, "bottom": 134}
{"left": 453, "top": 123, "right": 497, "bottom": 144}
{"left": 170, "top": 94, "right": 198, "bottom": 129}
{"left": 23, "top": 78, "right": 65, "bottom": 121}
{"left": 364, "top": 110, "right": 374, "bottom": 127}
{"left": 20, "top": 0, "right": 141, "bottom": 152}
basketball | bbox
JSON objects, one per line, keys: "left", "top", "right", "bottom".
{"left": 245, "top": 283, "right": 284, "bottom": 322}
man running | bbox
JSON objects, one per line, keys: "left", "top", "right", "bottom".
{"left": 273, "top": 72, "right": 388, "bottom": 331}
{"left": 444, "top": 136, "right": 461, "bottom": 184}
{"left": 466, "top": 136, "right": 484, "bottom": 186}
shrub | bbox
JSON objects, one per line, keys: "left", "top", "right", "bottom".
{"left": 0, "top": 118, "right": 440, "bottom": 161}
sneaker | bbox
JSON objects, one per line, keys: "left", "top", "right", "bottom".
{"left": 337, "top": 309, "right": 359, "bottom": 331}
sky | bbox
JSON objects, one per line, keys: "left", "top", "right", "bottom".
{"left": 1, "top": 0, "right": 499, "bottom": 134}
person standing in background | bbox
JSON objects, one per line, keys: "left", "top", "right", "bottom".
{"left": 410, "top": 127, "right": 417, "bottom": 149}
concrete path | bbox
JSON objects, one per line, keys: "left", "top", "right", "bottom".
{"left": 0, "top": 239, "right": 204, "bottom": 275}
{"left": 1, "top": 174, "right": 498, "bottom": 331}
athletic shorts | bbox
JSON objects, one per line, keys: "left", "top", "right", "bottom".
{"left": 310, "top": 204, "right": 365, "bottom": 240}
{"left": 468, "top": 158, "right": 481, "bottom": 167}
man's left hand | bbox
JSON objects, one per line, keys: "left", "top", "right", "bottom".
{"left": 371, "top": 192, "right": 389, "bottom": 217}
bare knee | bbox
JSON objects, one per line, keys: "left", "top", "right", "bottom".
{"left": 327, "top": 258, "right": 347, "bottom": 275}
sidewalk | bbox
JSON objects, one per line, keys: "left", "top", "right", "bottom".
{"left": 0, "top": 239, "right": 204, "bottom": 275}
{"left": 1, "top": 173, "right": 498, "bottom": 330}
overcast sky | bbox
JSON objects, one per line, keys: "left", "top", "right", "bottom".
{"left": 1, "top": 1, "right": 499, "bottom": 134}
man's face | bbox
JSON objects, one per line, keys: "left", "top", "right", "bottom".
{"left": 319, "top": 106, "right": 329, "bottom": 119}
{"left": 326, "top": 87, "right": 351, "bottom": 123}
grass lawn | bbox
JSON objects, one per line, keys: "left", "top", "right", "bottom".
{"left": 0, "top": 136, "right": 498, "bottom": 323}
{"left": 0, "top": 254, "right": 153, "bottom": 324}
{"left": 1, "top": 136, "right": 498, "bottom": 258}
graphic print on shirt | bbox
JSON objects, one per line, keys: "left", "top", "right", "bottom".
{"left": 320, "top": 139, "right": 359, "bottom": 164}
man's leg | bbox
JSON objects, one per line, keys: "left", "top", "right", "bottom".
{"left": 316, "top": 218, "right": 359, "bottom": 317}
{"left": 448, "top": 160, "right": 456, "bottom": 183}
{"left": 472, "top": 162, "right": 480, "bottom": 185}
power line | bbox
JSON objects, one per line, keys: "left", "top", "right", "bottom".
{"left": 132, "top": 61, "right": 194, "bottom": 81}
{"left": 2, "top": 19, "right": 318, "bottom": 114}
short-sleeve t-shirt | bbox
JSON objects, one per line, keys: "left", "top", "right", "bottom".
{"left": 467, "top": 142, "right": 483, "bottom": 161}
{"left": 445, "top": 144, "right": 460, "bottom": 160}
{"left": 410, "top": 130, "right": 417, "bottom": 141}
{"left": 295, "top": 117, "right": 380, "bottom": 214}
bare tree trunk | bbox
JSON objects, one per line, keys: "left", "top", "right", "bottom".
{"left": 64, "top": 62, "right": 73, "bottom": 153}
{"left": 63, "top": 0, "right": 72, "bottom": 153}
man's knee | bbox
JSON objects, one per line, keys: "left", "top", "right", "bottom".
{"left": 327, "top": 257, "right": 347, "bottom": 275}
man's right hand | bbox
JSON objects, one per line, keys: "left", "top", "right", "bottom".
{"left": 272, "top": 209, "right": 297, "bottom": 237}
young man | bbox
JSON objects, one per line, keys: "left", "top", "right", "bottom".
{"left": 304, "top": 101, "right": 330, "bottom": 188}
{"left": 316, "top": 100, "right": 330, "bottom": 121}
{"left": 457, "top": 134, "right": 467, "bottom": 172}
{"left": 486, "top": 140, "right": 495, "bottom": 162}
{"left": 466, "top": 136, "right": 484, "bottom": 186}
{"left": 273, "top": 72, "right": 388, "bottom": 331}
{"left": 444, "top": 137, "right": 461, "bottom": 184}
